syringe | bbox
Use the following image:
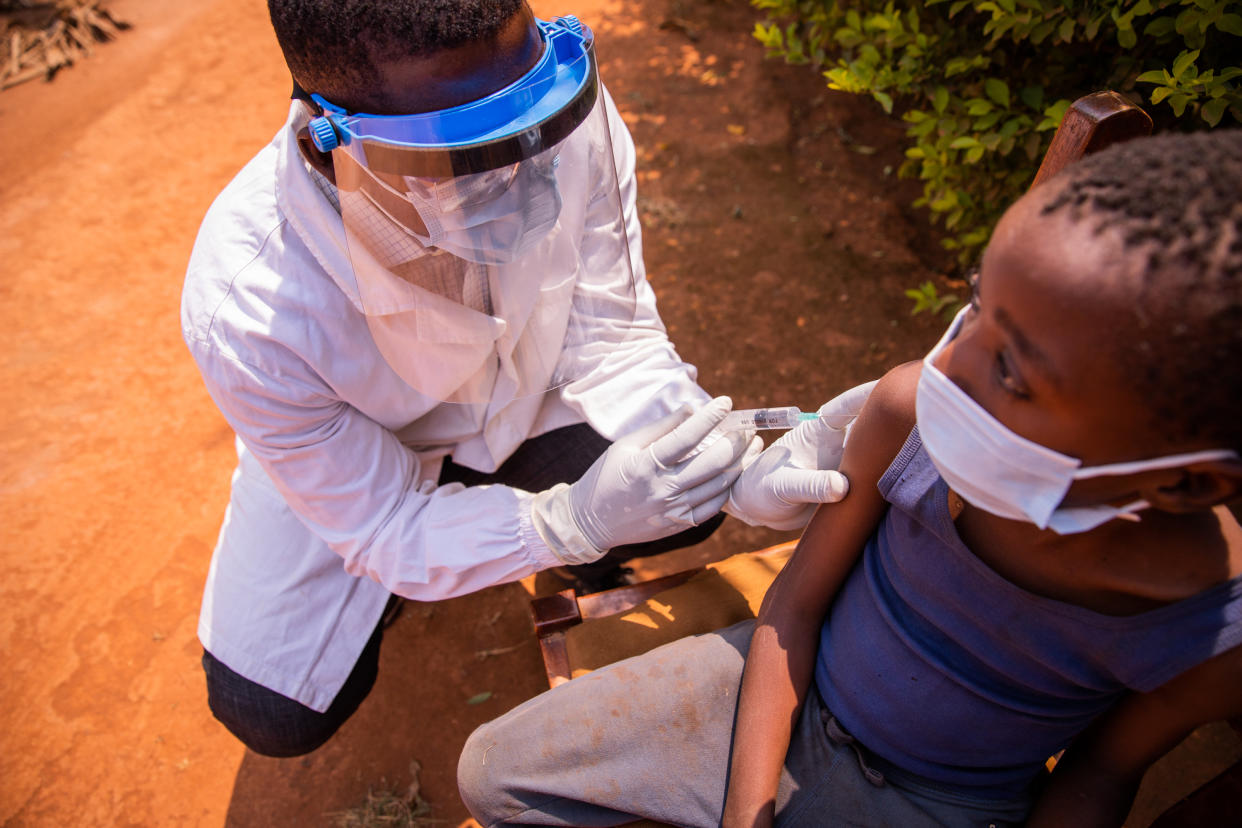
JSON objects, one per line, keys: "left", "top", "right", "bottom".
{"left": 720, "top": 406, "right": 819, "bottom": 431}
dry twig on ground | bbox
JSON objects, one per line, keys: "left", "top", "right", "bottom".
{"left": 329, "top": 761, "right": 444, "bottom": 828}
{"left": 1, "top": 0, "right": 129, "bottom": 91}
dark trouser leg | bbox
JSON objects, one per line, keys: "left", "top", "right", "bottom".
{"left": 438, "top": 423, "right": 728, "bottom": 592}
{"left": 201, "top": 596, "right": 393, "bottom": 757}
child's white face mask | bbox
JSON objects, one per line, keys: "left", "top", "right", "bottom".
{"left": 916, "top": 306, "right": 1238, "bottom": 534}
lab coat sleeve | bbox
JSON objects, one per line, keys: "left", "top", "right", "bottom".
{"left": 556, "top": 85, "right": 712, "bottom": 440}
{"left": 187, "top": 341, "right": 563, "bottom": 600}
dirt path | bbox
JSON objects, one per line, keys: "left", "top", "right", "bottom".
{"left": 1, "top": 0, "right": 1235, "bottom": 825}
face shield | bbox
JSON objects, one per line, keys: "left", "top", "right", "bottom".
{"left": 304, "top": 16, "right": 640, "bottom": 405}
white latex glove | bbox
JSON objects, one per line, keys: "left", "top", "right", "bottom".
{"left": 725, "top": 380, "right": 878, "bottom": 531}
{"left": 529, "top": 397, "right": 752, "bottom": 564}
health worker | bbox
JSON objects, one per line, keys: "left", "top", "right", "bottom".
{"left": 181, "top": 0, "right": 868, "bottom": 759}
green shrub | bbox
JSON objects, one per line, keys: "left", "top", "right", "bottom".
{"left": 753, "top": 0, "right": 1242, "bottom": 289}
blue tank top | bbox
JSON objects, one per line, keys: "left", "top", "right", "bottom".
{"left": 815, "top": 427, "right": 1242, "bottom": 798}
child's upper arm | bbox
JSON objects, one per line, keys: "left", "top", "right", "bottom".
{"left": 762, "top": 361, "right": 921, "bottom": 619}
{"left": 838, "top": 360, "right": 921, "bottom": 506}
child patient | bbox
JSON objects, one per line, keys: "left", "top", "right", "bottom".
{"left": 457, "top": 128, "right": 1242, "bottom": 827}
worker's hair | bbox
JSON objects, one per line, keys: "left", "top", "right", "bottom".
{"left": 1040, "top": 128, "right": 1242, "bottom": 449}
{"left": 268, "top": 0, "right": 525, "bottom": 104}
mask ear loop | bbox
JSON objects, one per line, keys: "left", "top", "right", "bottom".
{"left": 348, "top": 165, "right": 444, "bottom": 245}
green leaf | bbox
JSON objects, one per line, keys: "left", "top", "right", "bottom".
{"left": 1118, "top": 27, "right": 1138, "bottom": 48}
{"left": 1202, "top": 97, "right": 1228, "bottom": 126}
{"left": 1172, "top": 49, "right": 1201, "bottom": 79}
{"left": 965, "top": 145, "right": 986, "bottom": 163}
{"left": 1042, "top": 98, "right": 1072, "bottom": 124}
{"left": 466, "top": 692, "right": 493, "bottom": 705}
{"left": 1057, "top": 17, "right": 1075, "bottom": 41}
{"left": 874, "top": 90, "right": 894, "bottom": 113}
{"left": 944, "top": 57, "right": 972, "bottom": 77}
{"left": 949, "top": 136, "right": 980, "bottom": 149}
{"left": 1135, "top": 69, "right": 1171, "bottom": 84}
{"left": 975, "top": 111, "right": 1003, "bottom": 130}
{"left": 1030, "top": 20, "right": 1058, "bottom": 44}
{"left": 933, "top": 85, "right": 950, "bottom": 114}
{"left": 985, "top": 77, "right": 1011, "bottom": 107}
{"left": 1019, "top": 86, "right": 1044, "bottom": 110}
{"left": 966, "top": 98, "right": 995, "bottom": 115}
{"left": 1143, "top": 16, "right": 1177, "bottom": 37}
{"left": 1175, "top": 8, "right": 1199, "bottom": 37}
{"left": 1218, "top": 13, "right": 1242, "bottom": 36}
{"left": 998, "top": 117, "right": 1024, "bottom": 139}
{"left": 906, "top": 281, "right": 957, "bottom": 316}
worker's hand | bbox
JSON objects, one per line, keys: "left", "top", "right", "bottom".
{"left": 568, "top": 396, "right": 753, "bottom": 551}
{"left": 725, "top": 380, "right": 878, "bottom": 531}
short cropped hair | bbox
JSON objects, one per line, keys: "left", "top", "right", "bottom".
{"left": 1040, "top": 128, "right": 1242, "bottom": 449}
{"left": 268, "top": 0, "right": 525, "bottom": 102}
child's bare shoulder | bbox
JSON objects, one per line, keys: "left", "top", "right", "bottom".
{"left": 853, "top": 361, "right": 920, "bottom": 442}
{"left": 842, "top": 361, "right": 921, "bottom": 480}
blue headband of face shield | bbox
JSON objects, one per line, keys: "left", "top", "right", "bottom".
{"left": 306, "top": 16, "right": 596, "bottom": 178}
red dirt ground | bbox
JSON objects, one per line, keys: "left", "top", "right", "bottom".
{"left": 1, "top": 0, "right": 1238, "bottom": 825}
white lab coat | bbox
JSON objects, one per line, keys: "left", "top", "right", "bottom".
{"left": 181, "top": 94, "right": 708, "bottom": 711}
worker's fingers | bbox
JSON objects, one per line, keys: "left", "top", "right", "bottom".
{"left": 648, "top": 396, "right": 732, "bottom": 468}
{"left": 673, "top": 428, "right": 752, "bottom": 490}
{"left": 769, "top": 468, "right": 850, "bottom": 505}
{"left": 816, "top": 380, "right": 878, "bottom": 430}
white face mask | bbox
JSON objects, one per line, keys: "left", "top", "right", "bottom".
{"left": 359, "top": 153, "right": 563, "bottom": 266}
{"left": 916, "top": 306, "right": 1238, "bottom": 534}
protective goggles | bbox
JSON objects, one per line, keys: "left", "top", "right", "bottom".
{"left": 305, "top": 15, "right": 597, "bottom": 179}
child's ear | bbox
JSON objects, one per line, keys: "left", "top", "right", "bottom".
{"left": 296, "top": 126, "right": 336, "bottom": 186}
{"left": 1146, "top": 458, "right": 1242, "bottom": 512}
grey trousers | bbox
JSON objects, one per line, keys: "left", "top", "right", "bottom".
{"left": 457, "top": 621, "right": 1032, "bottom": 827}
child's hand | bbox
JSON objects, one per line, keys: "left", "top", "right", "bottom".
{"left": 725, "top": 380, "right": 878, "bottom": 530}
